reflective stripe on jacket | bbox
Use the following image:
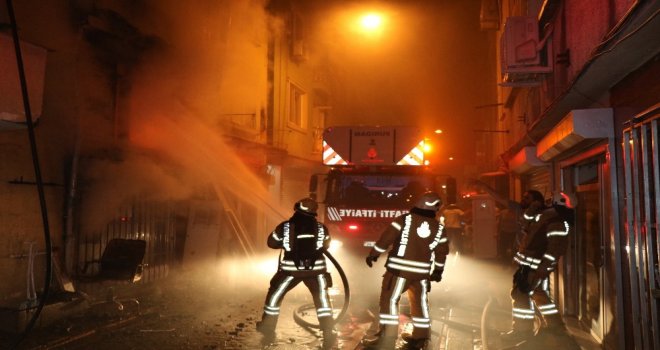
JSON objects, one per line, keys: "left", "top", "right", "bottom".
{"left": 267, "top": 219, "right": 331, "bottom": 277}
{"left": 516, "top": 207, "right": 570, "bottom": 272}
{"left": 370, "top": 213, "right": 449, "bottom": 280}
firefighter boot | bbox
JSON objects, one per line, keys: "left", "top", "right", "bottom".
{"left": 361, "top": 325, "right": 397, "bottom": 350}
{"left": 398, "top": 335, "right": 429, "bottom": 350}
{"left": 320, "top": 317, "right": 338, "bottom": 349}
{"left": 499, "top": 327, "right": 534, "bottom": 348}
{"left": 256, "top": 314, "right": 278, "bottom": 337}
{"left": 322, "top": 330, "right": 338, "bottom": 349}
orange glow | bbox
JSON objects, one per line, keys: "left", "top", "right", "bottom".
{"left": 360, "top": 13, "right": 383, "bottom": 31}
{"left": 422, "top": 142, "right": 432, "bottom": 153}
{"left": 434, "top": 129, "right": 443, "bottom": 134}
{"left": 349, "top": 10, "right": 389, "bottom": 37}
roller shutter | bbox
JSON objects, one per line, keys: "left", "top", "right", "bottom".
{"left": 522, "top": 166, "right": 551, "bottom": 198}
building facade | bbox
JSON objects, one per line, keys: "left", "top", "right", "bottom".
{"left": 482, "top": 0, "right": 660, "bottom": 348}
{"left": 0, "top": 0, "right": 329, "bottom": 324}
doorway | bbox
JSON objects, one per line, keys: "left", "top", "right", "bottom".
{"left": 562, "top": 153, "right": 608, "bottom": 342}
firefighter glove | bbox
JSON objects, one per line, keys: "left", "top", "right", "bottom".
{"left": 365, "top": 255, "right": 378, "bottom": 268}
{"left": 430, "top": 269, "right": 443, "bottom": 282}
{"left": 535, "top": 257, "right": 555, "bottom": 280}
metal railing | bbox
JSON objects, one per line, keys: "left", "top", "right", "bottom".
{"left": 76, "top": 199, "right": 176, "bottom": 285}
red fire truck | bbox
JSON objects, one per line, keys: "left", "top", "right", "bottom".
{"left": 309, "top": 126, "right": 445, "bottom": 255}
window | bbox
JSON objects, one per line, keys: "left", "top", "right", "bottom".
{"left": 288, "top": 80, "right": 307, "bottom": 130}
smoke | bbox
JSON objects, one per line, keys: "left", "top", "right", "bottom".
{"left": 80, "top": 150, "right": 195, "bottom": 231}
{"left": 303, "top": 1, "right": 495, "bottom": 171}
{"left": 79, "top": 0, "right": 290, "bottom": 233}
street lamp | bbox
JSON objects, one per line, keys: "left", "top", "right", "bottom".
{"left": 353, "top": 10, "right": 387, "bottom": 37}
{"left": 360, "top": 13, "right": 383, "bottom": 31}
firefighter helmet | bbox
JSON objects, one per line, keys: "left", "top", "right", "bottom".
{"left": 414, "top": 191, "right": 442, "bottom": 212}
{"left": 294, "top": 197, "right": 318, "bottom": 216}
{"left": 552, "top": 191, "right": 577, "bottom": 209}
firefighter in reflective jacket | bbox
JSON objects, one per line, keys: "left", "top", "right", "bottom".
{"left": 501, "top": 191, "right": 579, "bottom": 348}
{"left": 361, "top": 192, "right": 448, "bottom": 350}
{"left": 256, "top": 198, "right": 336, "bottom": 349}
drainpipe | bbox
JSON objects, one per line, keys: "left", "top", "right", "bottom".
{"left": 63, "top": 26, "right": 86, "bottom": 276}
{"left": 64, "top": 134, "right": 80, "bottom": 274}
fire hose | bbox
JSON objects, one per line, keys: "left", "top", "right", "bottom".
{"left": 292, "top": 250, "right": 350, "bottom": 329}
{"left": 6, "top": 1, "right": 54, "bottom": 348}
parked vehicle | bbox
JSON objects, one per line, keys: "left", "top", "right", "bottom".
{"left": 309, "top": 126, "right": 445, "bottom": 255}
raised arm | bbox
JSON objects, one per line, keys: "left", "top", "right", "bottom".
{"left": 470, "top": 179, "right": 518, "bottom": 210}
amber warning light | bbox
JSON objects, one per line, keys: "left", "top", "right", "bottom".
{"left": 422, "top": 140, "right": 431, "bottom": 153}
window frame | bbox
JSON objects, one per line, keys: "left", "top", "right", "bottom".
{"left": 286, "top": 79, "right": 308, "bottom": 132}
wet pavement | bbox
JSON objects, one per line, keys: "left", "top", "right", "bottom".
{"left": 0, "top": 256, "right": 598, "bottom": 350}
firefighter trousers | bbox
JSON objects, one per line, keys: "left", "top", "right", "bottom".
{"left": 510, "top": 268, "right": 564, "bottom": 332}
{"left": 259, "top": 270, "right": 334, "bottom": 332}
{"left": 377, "top": 271, "right": 432, "bottom": 340}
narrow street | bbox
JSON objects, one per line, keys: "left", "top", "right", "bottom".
{"left": 1, "top": 255, "right": 576, "bottom": 350}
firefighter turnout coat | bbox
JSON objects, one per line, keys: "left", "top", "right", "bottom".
{"left": 268, "top": 218, "right": 331, "bottom": 277}
{"left": 515, "top": 206, "right": 570, "bottom": 275}
{"left": 259, "top": 213, "right": 334, "bottom": 332}
{"left": 369, "top": 212, "right": 448, "bottom": 279}
{"left": 367, "top": 211, "right": 449, "bottom": 340}
{"left": 510, "top": 205, "right": 571, "bottom": 330}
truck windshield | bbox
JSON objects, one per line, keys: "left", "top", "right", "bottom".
{"left": 326, "top": 173, "right": 434, "bottom": 206}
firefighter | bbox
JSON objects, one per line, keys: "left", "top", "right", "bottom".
{"left": 256, "top": 198, "right": 337, "bottom": 349}
{"left": 361, "top": 191, "right": 449, "bottom": 350}
{"left": 468, "top": 179, "right": 545, "bottom": 253}
{"left": 501, "top": 191, "right": 580, "bottom": 349}
{"left": 440, "top": 202, "right": 465, "bottom": 255}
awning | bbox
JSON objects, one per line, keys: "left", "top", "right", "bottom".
{"left": 536, "top": 108, "right": 614, "bottom": 161}
{"left": 509, "top": 146, "right": 545, "bottom": 174}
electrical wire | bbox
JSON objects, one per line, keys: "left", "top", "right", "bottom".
{"left": 6, "top": 0, "right": 53, "bottom": 348}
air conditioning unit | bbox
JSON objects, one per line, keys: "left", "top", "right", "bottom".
{"left": 500, "top": 16, "right": 553, "bottom": 86}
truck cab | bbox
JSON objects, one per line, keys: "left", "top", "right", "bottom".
{"left": 309, "top": 126, "right": 445, "bottom": 256}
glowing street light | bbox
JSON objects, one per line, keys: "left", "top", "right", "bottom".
{"left": 354, "top": 11, "right": 388, "bottom": 37}
{"left": 361, "top": 13, "right": 383, "bottom": 30}
{"left": 434, "top": 129, "right": 443, "bottom": 134}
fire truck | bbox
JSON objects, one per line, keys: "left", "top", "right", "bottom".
{"left": 308, "top": 126, "right": 445, "bottom": 255}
